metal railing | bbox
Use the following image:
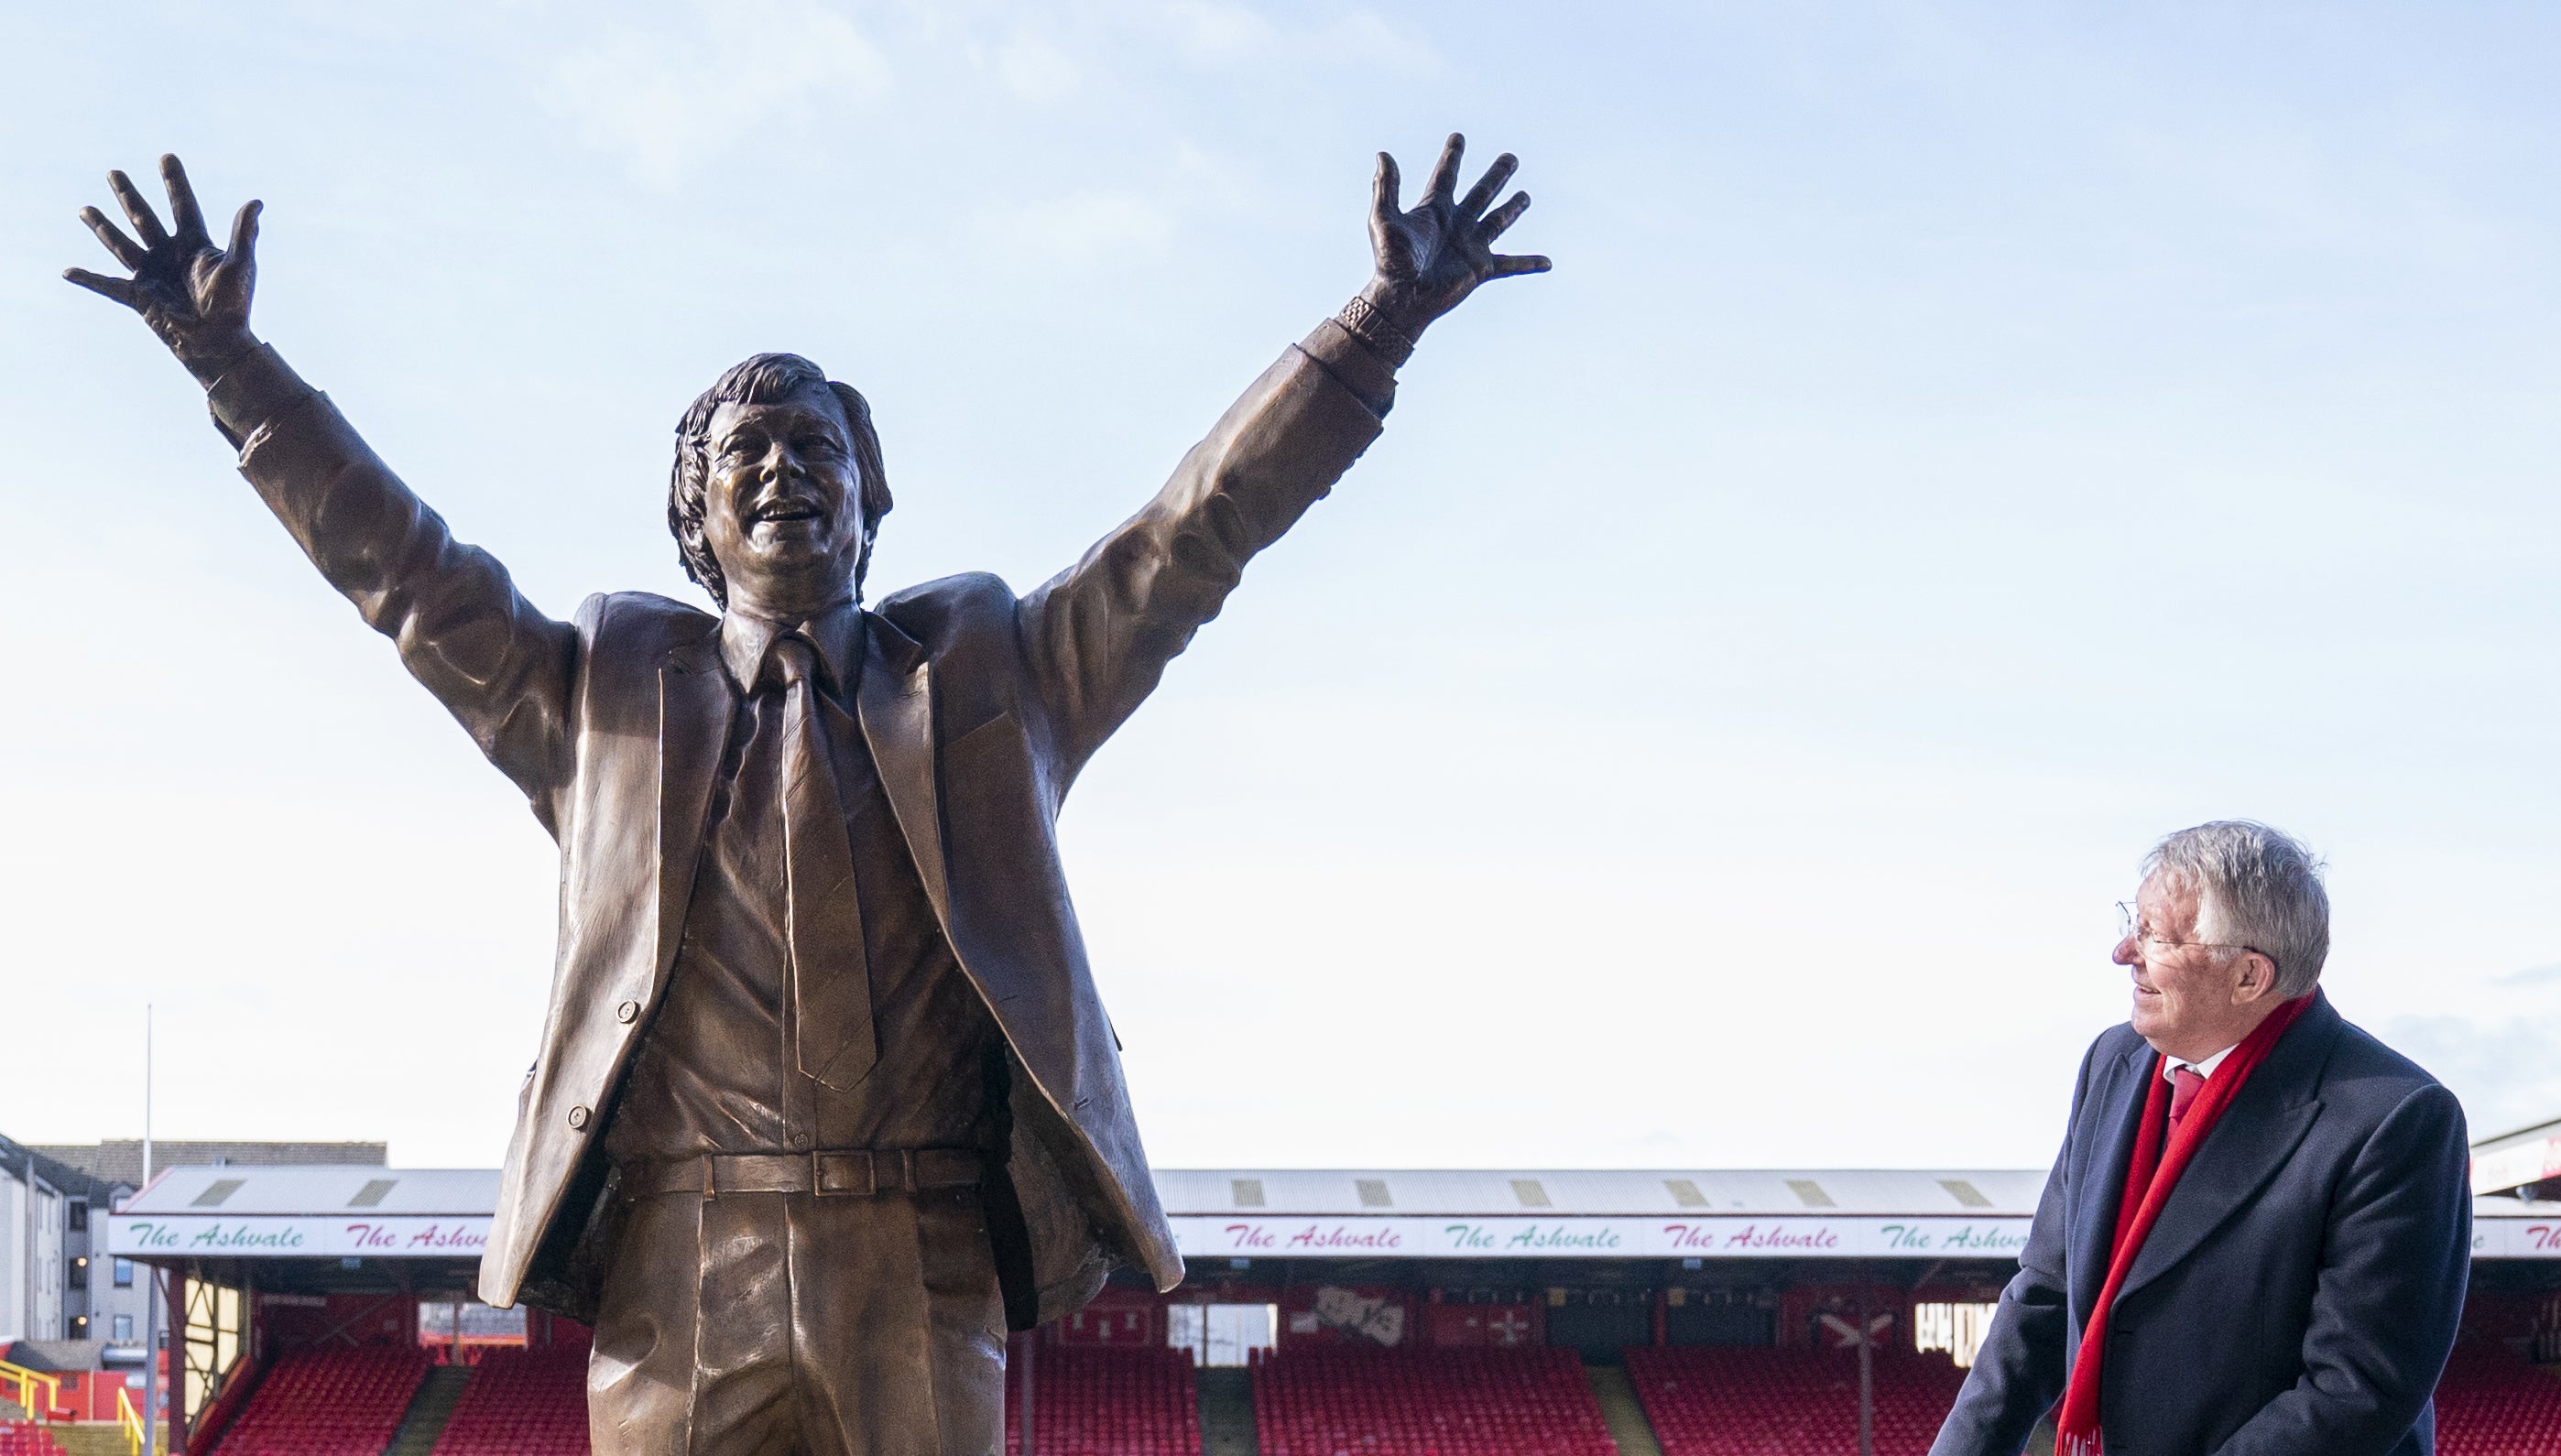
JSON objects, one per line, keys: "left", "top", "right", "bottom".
{"left": 117, "top": 1383, "right": 149, "bottom": 1456}
{"left": 0, "top": 1358, "right": 62, "bottom": 1420}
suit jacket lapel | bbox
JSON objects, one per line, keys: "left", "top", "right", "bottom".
{"left": 655, "top": 626, "right": 733, "bottom": 995}
{"left": 2070, "top": 1041, "right": 2153, "bottom": 1320}
{"left": 857, "top": 611, "right": 950, "bottom": 921}
{"left": 2117, "top": 996, "right": 2342, "bottom": 1302}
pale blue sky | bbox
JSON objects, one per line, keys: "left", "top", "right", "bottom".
{"left": 3, "top": 2, "right": 2555, "bottom": 1170}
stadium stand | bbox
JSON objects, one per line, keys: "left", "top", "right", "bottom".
{"left": 2435, "top": 1338, "right": 2561, "bottom": 1455}
{"left": 0, "top": 1424, "right": 64, "bottom": 1456}
{"left": 430, "top": 1345, "right": 591, "bottom": 1456}
{"left": 1625, "top": 1345, "right": 1966, "bottom": 1456}
{"left": 204, "top": 1345, "right": 430, "bottom": 1456}
{"left": 1251, "top": 1345, "right": 1617, "bottom": 1456}
{"left": 1005, "top": 1344, "right": 1200, "bottom": 1456}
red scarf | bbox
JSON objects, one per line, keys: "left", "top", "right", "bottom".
{"left": 2055, "top": 994, "right": 2315, "bottom": 1456}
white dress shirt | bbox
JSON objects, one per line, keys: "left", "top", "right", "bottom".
{"left": 2164, "top": 1043, "right": 2237, "bottom": 1084}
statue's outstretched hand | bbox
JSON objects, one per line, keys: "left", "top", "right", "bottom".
{"left": 1363, "top": 133, "right": 1549, "bottom": 341}
{"left": 64, "top": 154, "right": 262, "bottom": 386}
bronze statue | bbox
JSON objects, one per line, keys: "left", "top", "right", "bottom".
{"left": 67, "top": 138, "right": 1546, "bottom": 1456}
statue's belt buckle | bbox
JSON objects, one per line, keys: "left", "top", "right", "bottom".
{"left": 812, "top": 1150, "right": 919, "bottom": 1196}
{"left": 813, "top": 1150, "right": 877, "bottom": 1198}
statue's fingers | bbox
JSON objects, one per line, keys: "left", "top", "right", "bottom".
{"left": 80, "top": 207, "right": 149, "bottom": 271}
{"left": 225, "top": 199, "right": 264, "bottom": 265}
{"left": 1481, "top": 190, "right": 1532, "bottom": 242}
{"left": 108, "top": 170, "right": 171, "bottom": 249}
{"left": 1489, "top": 254, "right": 1552, "bottom": 277}
{"left": 1457, "top": 154, "right": 1517, "bottom": 222}
{"left": 1372, "top": 152, "right": 1401, "bottom": 223}
{"left": 161, "top": 155, "right": 210, "bottom": 244}
{"left": 1424, "top": 132, "right": 1465, "bottom": 203}
{"left": 62, "top": 267, "right": 139, "bottom": 308}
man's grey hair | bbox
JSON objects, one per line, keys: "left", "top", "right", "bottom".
{"left": 2142, "top": 820, "right": 2329, "bottom": 999}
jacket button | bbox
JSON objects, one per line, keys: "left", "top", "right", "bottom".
{"left": 616, "top": 1000, "right": 640, "bottom": 1025}
{"left": 568, "top": 1106, "right": 591, "bottom": 1131}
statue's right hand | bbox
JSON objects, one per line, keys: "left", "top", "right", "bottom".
{"left": 64, "top": 154, "right": 262, "bottom": 386}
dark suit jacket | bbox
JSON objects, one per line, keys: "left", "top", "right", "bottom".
{"left": 1932, "top": 993, "right": 2471, "bottom": 1456}
{"left": 201, "top": 327, "right": 1393, "bottom": 1326}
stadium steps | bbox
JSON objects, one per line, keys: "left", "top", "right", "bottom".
{"left": 1197, "top": 1366, "right": 1257, "bottom": 1456}
{"left": 382, "top": 1364, "right": 472, "bottom": 1456}
{"left": 48, "top": 1423, "right": 155, "bottom": 1456}
{"left": 0, "top": 1400, "right": 27, "bottom": 1424}
{"left": 1583, "top": 1364, "right": 1662, "bottom": 1456}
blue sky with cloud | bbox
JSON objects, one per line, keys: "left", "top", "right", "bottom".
{"left": 2, "top": 1, "right": 2555, "bottom": 1168}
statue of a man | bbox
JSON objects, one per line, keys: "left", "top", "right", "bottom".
{"left": 67, "top": 137, "right": 1545, "bottom": 1456}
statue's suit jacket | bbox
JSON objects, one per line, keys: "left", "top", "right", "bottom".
{"left": 202, "top": 332, "right": 1390, "bottom": 1327}
{"left": 1930, "top": 993, "right": 2471, "bottom": 1456}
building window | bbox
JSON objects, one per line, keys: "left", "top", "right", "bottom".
{"left": 68, "top": 1201, "right": 89, "bottom": 1232}
{"left": 1913, "top": 1302, "right": 2001, "bottom": 1368}
{"left": 114, "top": 1315, "right": 134, "bottom": 1342}
{"left": 1167, "top": 1304, "right": 1280, "bottom": 1367}
{"left": 114, "top": 1258, "right": 135, "bottom": 1288}
{"left": 68, "top": 1256, "right": 88, "bottom": 1289}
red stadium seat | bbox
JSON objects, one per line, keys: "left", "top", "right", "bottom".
{"left": 1005, "top": 1344, "right": 1201, "bottom": 1456}
{"left": 0, "top": 1421, "right": 68, "bottom": 1456}
{"left": 202, "top": 1346, "right": 432, "bottom": 1456}
{"left": 430, "top": 1345, "right": 593, "bottom": 1456}
{"left": 2432, "top": 1338, "right": 2561, "bottom": 1456}
{"left": 1624, "top": 1345, "right": 1966, "bottom": 1456}
{"left": 1249, "top": 1345, "right": 1617, "bottom": 1456}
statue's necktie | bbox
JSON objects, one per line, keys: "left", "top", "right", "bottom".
{"left": 769, "top": 636, "right": 877, "bottom": 1092}
{"left": 2168, "top": 1065, "right": 2207, "bottom": 1126}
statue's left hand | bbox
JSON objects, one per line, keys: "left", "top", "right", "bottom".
{"left": 1363, "top": 133, "right": 1549, "bottom": 340}
{"left": 64, "top": 154, "right": 263, "bottom": 386}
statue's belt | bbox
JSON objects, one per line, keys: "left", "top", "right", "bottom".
{"left": 621, "top": 1148, "right": 984, "bottom": 1200}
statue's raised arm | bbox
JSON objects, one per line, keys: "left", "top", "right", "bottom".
{"left": 65, "top": 156, "right": 581, "bottom": 829}
{"left": 1016, "top": 133, "right": 1549, "bottom": 779}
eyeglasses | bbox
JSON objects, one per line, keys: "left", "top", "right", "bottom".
{"left": 2114, "top": 901, "right": 2279, "bottom": 972}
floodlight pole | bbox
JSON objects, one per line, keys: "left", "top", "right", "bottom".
{"left": 143, "top": 1005, "right": 154, "bottom": 1192}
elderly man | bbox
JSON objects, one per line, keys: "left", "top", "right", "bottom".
{"left": 1932, "top": 821, "right": 2472, "bottom": 1456}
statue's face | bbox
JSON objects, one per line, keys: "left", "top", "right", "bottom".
{"left": 700, "top": 383, "right": 867, "bottom": 614}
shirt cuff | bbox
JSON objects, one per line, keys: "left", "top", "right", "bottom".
{"left": 205, "top": 343, "right": 321, "bottom": 451}
{"left": 1296, "top": 317, "right": 1401, "bottom": 418}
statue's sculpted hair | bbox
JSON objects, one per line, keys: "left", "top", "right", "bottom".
{"left": 668, "top": 353, "right": 892, "bottom": 609}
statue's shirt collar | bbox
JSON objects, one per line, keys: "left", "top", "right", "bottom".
{"left": 718, "top": 599, "right": 866, "bottom": 701}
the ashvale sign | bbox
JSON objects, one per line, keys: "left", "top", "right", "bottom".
{"left": 108, "top": 1212, "right": 2561, "bottom": 1263}
{"left": 109, "top": 1216, "right": 489, "bottom": 1257}
{"left": 2473, "top": 1218, "right": 2561, "bottom": 1258}
{"left": 1169, "top": 1215, "right": 2033, "bottom": 1260}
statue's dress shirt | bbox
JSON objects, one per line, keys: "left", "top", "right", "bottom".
{"left": 605, "top": 600, "right": 1001, "bottom": 1163}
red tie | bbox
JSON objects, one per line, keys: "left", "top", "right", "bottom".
{"left": 2168, "top": 1065, "right": 2207, "bottom": 1126}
